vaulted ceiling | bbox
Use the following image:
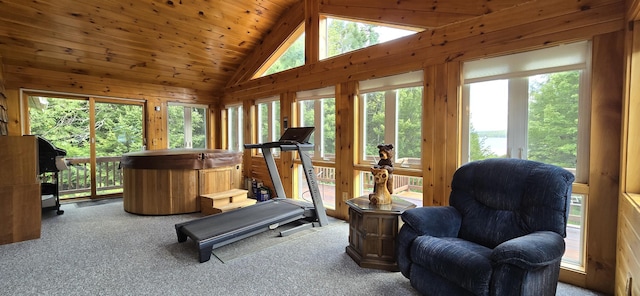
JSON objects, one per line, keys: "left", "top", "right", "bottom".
{"left": 0, "top": 0, "right": 528, "bottom": 95}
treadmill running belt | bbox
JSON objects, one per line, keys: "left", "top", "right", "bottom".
{"left": 175, "top": 199, "right": 313, "bottom": 262}
{"left": 180, "top": 200, "right": 305, "bottom": 241}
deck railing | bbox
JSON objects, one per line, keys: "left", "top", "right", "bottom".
{"left": 40, "top": 156, "right": 123, "bottom": 198}
{"left": 314, "top": 166, "right": 422, "bottom": 194}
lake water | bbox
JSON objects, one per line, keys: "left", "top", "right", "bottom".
{"left": 484, "top": 137, "right": 507, "bottom": 155}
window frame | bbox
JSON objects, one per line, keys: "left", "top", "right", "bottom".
{"left": 296, "top": 86, "right": 336, "bottom": 162}
{"left": 167, "top": 102, "right": 208, "bottom": 149}
{"left": 357, "top": 71, "right": 424, "bottom": 169}
{"left": 254, "top": 96, "right": 281, "bottom": 155}
{"left": 225, "top": 104, "right": 244, "bottom": 152}
{"left": 460, "top": 41, "right": 592, "bottom": 269}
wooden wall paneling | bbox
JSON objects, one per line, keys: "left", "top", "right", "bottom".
{"left": 321, "top": 0, "right": 525, "bottom": 16}
{"left": 623, "top": 21, "right": 640, "bottom": 194}
{"left": 220, "top": 108, "right": 228, "bottom": 150}
{"left": 432, "top": 63, "right": 449, "bottom": 206}
{"left": 249, "top": 156, "right": 278, "bottom": 197}
{"left": 585, "top": 31, "right": 624, "bottom": 294}
{"left": 617, "top": 15, "right": 640, "bottom": 295}
{"left": 305, "top": 0, "right": 320, "bottom": 64}
{"left": 456, "top": 4, "right": 624, "bottom": 60}
{"left": 319, "top": 0, "right": 529, "bottom": 28}
{"left": 209, "top": 102, "right": 221, "bottom": 149}
{"left": 4, "top": 88, "right": 20, "bottom": 136}
{"left": 242, "top": 100, "right": 255, "bottom": 185}
{"left": 334, "top": 81, "right": 357, "bottom": 220}
{"left": 617, "top": 194, "right": 640, "bottom": 296}
{"left": 226, "top": 1, "right": 305, "bottom": 86}
{"left": 444, "top": 61, "right": 461, "bottom": 205}
{"left": 422, "top": 66, "right": 436, "bottom": 206}
{"left": 279, "top": 92, "right": 295, "bottom": 199}
{"left": 319, "top": 5, "right": 470, "bottom": 29}
{"left": 146, "top": 98, "right": 167, "bottom": 150}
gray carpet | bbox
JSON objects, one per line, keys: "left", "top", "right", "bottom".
{"left": 0, "top": 199, "right": 605, "bottom": 296}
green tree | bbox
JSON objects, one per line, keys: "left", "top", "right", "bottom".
{"left": 528, "top": 71, "right": 580, "bottom": 168}
{"left": 29, "top": 97, "right": 91, "bottom": 157}
{"left": 322, "top": 99, "right": 336, "bottom": 154}
{"left": 168, "top": 105, "right": 206, "bottom": 149}
{"left": 363, "top": 91, "right": 386, "bottom": 156}
{"left": 263, "top": 34, "right": 305, "bottom": 76}
{"left": 396, "top": 87, "right": 422, "bottom": 159}
{"left": 469, "top": 123, "right": 497, "bottom": 161}
{"left": 95, "top": 103, "right": 144, "bottom": 155}
{"left": 327, "top": 19, "right": 379, "bottom": 57}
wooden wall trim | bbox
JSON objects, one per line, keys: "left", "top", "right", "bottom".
{"left": 319, "top": 4, "right": 470, "bottom": 29}
{"left": 280, "top": 92, "right": 295, "bottom": 198}
{"left": 305, "top": 0, "right": 320, "bottom": 64}
{"left": 318, "top": 0, "right": 527, "bottom": 29}
{"left": 334, "top": 81, "right": 357, "bottom": 219}
{"left": 422, "top": 66, "right": 436, "bottom": 206}
{"left": 584, "top": 30, "right": 624, "bottom": 293}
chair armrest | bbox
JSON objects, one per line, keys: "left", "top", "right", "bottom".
{"left": 490, "top": 231, "right": 565, "bottom": 270}
{"left": 400, "top": 206, "right": 462, "bottom": 237}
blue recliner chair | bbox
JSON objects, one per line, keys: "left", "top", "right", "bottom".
{"left": 397, "top": 158, "right": 575, "bottom": 296}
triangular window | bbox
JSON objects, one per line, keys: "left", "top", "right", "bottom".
{"left": 322, "top": 17, "right": 420, "bottom": 59}
{"left": 256, "top": 26, "right": 305, "bottom": 78}
{"left": 254, "top": 18, "right": 420, "bottom": 77}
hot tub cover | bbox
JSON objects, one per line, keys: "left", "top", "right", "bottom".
{"left": 121, "top": 149, "right": 242, "bottom": 170}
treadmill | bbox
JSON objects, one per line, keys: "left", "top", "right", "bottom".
{"left": 175, "top": 127, "right": 329, "bottom": 263}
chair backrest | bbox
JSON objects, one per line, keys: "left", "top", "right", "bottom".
{"left": 449, "top": 158, "right": 575, "bottom": 249}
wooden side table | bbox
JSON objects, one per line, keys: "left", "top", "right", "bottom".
{"left": 345, "top": 196, "right": 416, "bottom": 271}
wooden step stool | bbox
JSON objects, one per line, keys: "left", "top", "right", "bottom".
{"left": 200, "top": 189, "right": 255, "bottom": 215}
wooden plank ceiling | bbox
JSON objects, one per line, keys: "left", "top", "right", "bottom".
{"left": 0, "top": 0, "right": 527, "bottom": 97}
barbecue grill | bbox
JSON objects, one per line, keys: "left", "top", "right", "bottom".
{"left": 37, "top": 136, "right": 67, "bottom": 215}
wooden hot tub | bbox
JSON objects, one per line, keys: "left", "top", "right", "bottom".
{"left": 121, "top": 149, "right": 243, "bottom": 215}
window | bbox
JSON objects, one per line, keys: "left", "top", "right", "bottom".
{"left": 256, "top": 97, "right": 281, "bottom": 144}
{"left": 357, "top": 71, "right": 424, "bottom": 207}
{"left": 167, "top": 103, "right": 207, "bottom": 149}
{"left": 256, "top": 25, "right": 305, "bottom": 78}
{"left": 27, "top": 94, "right": 144, "bottom": 199}
{"left": 461, "top": 41, "right": 591, "bottom": 267}
{"left": 296, "top": 87, "right": 336, "bottom": 209}
{"left": 359, "top": 71, "right": 424, "bottom": 168}
{"left": 322, "top": 17, "right": 419, "bottom": 59}
{"left": 226, "top": 104, "right": 243, "bottom": 152}
{"left": 297, "top": 86, "right": 336, "bottom": 161}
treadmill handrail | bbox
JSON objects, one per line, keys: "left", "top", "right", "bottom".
{"left": 243, "top": 140, "right": 328, "bottom": 227}
{"left": 244, "top": 141, "right": 313, "bottom": 151}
